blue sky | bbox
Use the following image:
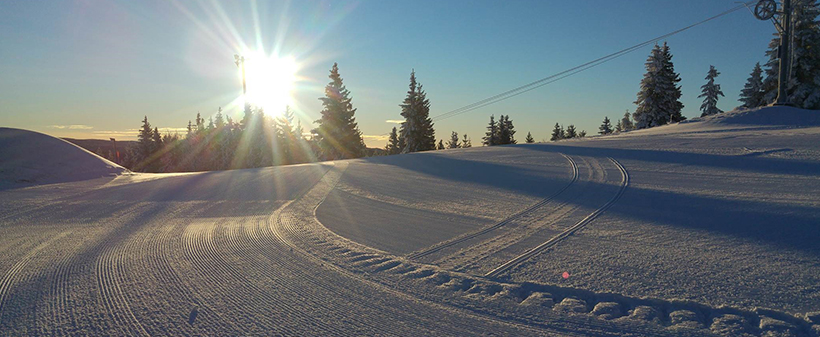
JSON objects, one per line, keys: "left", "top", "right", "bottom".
{"left": 1, "top": 0, "right": 775, "bottom": 146}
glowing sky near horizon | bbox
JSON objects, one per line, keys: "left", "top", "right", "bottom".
{"left": 0, "top": 0, "right": 776, "bottom": 147}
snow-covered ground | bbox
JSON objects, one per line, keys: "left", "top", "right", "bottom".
{"left": 1, "top": 106, "right": 819, "bottom": 336}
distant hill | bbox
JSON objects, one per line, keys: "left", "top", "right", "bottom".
{"left": 63, "top": 138, "right": 137, "bottom": 160}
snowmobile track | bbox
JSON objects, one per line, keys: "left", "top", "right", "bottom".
{"left": 406, "top": 153, "right": 579, "bottom": 260}
{"left": 485, "top": 157, "right": 629, "bottom": 279}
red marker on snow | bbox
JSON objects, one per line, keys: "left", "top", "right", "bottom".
{"left": 562, "top": 271, "right": 570, "bottom": 279}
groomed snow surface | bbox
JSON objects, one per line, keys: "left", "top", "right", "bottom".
{"left": 1, "top": 106, "right": 819, "bottom": 336}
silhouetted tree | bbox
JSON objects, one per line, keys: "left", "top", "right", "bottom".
{"left": 525, "top": 132, "right": 535, "bottom": 143}
{"left": 447, "top": 131, "right": 460, "bottom": 149}
{"left": 599, "top": 116, "right": 613, "bottom": 135}
{"left": 399, "top": 70, "right": 436, "bottom": 153}
{"left": 313, "top": 63, "right": 366, "bottom": 160}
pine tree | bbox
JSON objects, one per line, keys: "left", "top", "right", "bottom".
{"left": 447, "top": 131, "right": 460, "bottom": 149}
{"left": 699, "top": 65, "right": 725, "bottom": 117}
{"left": 564, "top": 125, "right": 577, "bottom": 139}
{"left": 497, "top": 115, "right": 508, "bottom": 145}
{"left": 525, "top": 132, "right": 535, "bottom": 143}
{"left": 739, "top": 63, "right": 766, "bottom": 109}
{"left": 196, "top": 112, "right": 204, "bottom": 132}
{"left": 483, "top": 115, "right": 499, "bottom": 146}
{"left": 313, "top": 63, "right": 366, "bottom": 160}
{"left": 437, "top": 140, "right": 445, "bottom": 150}
{"left": 633, "top": 43, "right": 684, "bottom": 129}
{"left": 615, "top": 119, "right": 623, "bottom": 133}
{"left": 152, "top": 127, "right": 162, "bottom": 151}
{"left": 462, "top": 134, "right": 472, "bottom": 148}
{"left": 578, "top": 130, "right": 587, "bottom": 138}
{"left": 386, "top": 127, "right": 401, "bottom": 155}
{"left": 761, "top": 0, "right": 820, "bottom": 109}
{"left": 187, "top": 120, "right": 193, "bottom": 136}
{"left": 599, "top": 116, "right": 613, "bottom": 135}
{"left": 137, "top": 116, "right": 154, "bottom": 161}
{"left": 660, "top": 43, "right": 686, "bottom": 123}
{"left": 550, "top": 123, "right": 563, "bottom": 141}
{"left": 399, "top": 70, "right": 436, "bottom": 153}
{"left": 621, "top": 110, "right": 634, "bottom": 131}
{"left": 214, "top": 107, "right": 225, "bottom": 128}
{"left": 498, "top": 115, "right": 516, "bottom": 144}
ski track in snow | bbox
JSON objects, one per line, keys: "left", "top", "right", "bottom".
{"left": 406, "top": 153, "right": 580, "bottom": 260}
{"left": 485, "top": 157, "right": 629, "bottom": 279}
{"left": 2, "top": 108, "right": 820, "bottom": 336}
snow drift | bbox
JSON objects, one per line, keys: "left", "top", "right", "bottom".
{"left": 0, "top": 127, "right": 126, "bottom": 189}
{"left": 698, "top": 106, "right": 820, "bottom": 127}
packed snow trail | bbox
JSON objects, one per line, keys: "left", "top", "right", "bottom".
{"left": 2, "top": 106, "right": 820, "bottom": 337}
{"left": 406, "top": 153, "right": 579, "bottom": 260}
{"left": 484, "top": 157, "right": 629, "bottom": 279}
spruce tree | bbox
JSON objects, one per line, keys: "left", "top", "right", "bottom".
{"left": 550, "top": 123, "right": 563, "bottom": 141}
{"left": 578, "top": 130, "right": 587, "bottom": 138}
{"left": 483, "top": 115, "right": 499, "bottom": 146}
{"left": 152, "top": 127, "right": 162, "bottom": 152}
{"left": 386, "top": 127, "right": 401, "bottom": 155}
{"left": 399, "top": 70, "right": 436, "bottom": 153}
{"left": 633, "top": 43, "right": 684, "bottom": 129}
{"left": 739, "top": 63, "right": 766, "bottom": 109}
{"left": 214, "top": 107, "right": 225, "bottom": 128}
{"left": 699, "top": 65, "right": 725, "bottom": 117}
{"left": 761, "top": 0, "right": 820, "bottom": 108}
{"left": 313, "top": 63, "right": 366, "bottom": 160}
{"left": 564, "top": 125, "right": 577, "bottom": 139}
{"left": 621, "top": 110, "right": 634, "bottom": 131}
{"left": 137, "top": 116, "right": 154, "bottom": 161}
{"left": 499, "top": 115, "right": 516, "bottom": 144}
{"left": 462, "top": 134, "right": 472, "bottom": 148}
{"left": 525, "top": 132, "right": 535, "bottom": 143}
{"left": 497, "top": 115, "right": 508, "bottom": 145}
{"left": 599, "top": 116, "right": 613, "bottom": 135}
{"left": 437, "top": 140, "right": 445, "bottom": 150}
{"left": 615, "top": 119, "right": 623, "bottom": 133}
{"left": 660, "top": 43, "right": 685, "bottom": 123}
{"left": 447, "top": 131, "right": 460, "bottom": 149}
{"left": 196, "top": 112, "right": 204, "bottom": 132}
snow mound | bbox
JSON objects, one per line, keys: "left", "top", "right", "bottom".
{"left": 0, "top": 128, "right": 126, "bottom": 189}
{"left": 695, "top": 106, "right": 820, "bottom": 127}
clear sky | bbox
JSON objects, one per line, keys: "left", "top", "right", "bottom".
{"left": 1, "top": 0, "right": 776, "bottom": 147}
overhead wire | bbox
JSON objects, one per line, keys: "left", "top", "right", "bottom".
{"left": 431, "top": 1, "right": 758, "bottom": 122}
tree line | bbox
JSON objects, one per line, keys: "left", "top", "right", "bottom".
{"left": 107, "top": 2, "right": 819, "bottom": 169}
{"left": 591, "top": 1, "right": 819, "bottom": 139}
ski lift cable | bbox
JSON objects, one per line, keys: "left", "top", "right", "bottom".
{"left": 431, "top": 1, "right": 758, "bottom": 122}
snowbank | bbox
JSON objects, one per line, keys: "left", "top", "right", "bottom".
{"left": 697, "top": 106, "right": 820, "bottom": 127}
{"left": 0, "top": 127, "right": 126, "bottom": 189}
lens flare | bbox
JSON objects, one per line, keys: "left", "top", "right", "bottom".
{"left": 240, "top": 51, "right": 298, "bottom": 115}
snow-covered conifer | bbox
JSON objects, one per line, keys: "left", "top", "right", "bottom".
{"left": 564, "top": 125, "right": 577, "bottom": 139}
{"left": 399, "top": 70, "right": 436, "bottom": 153}
{"left": 483, "top": 115, "right": 498, "bottom": 146}
{"left": 550, "top": 123, "right": 563, "bottom": 141}
{"left": 698, "top": 65, "right": 725, "bottom": 117}
{"left": 739, "top": 63, "right": 766, "bottom": 109}
{"left": 599, "top": 116, "right": 613, "bottom": 135}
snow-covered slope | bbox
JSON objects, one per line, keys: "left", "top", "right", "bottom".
{"left": 1, "top": 107, "right": 819, "bottom": 336}
{"left": 0, "top": 127, "right": 126, "bottom": 190}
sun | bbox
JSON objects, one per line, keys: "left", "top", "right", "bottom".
{"left": 240, "top": 51, "right": 298, "bottom": 115}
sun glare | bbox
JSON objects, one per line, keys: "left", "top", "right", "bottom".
{"left": 241, "top": 52, "right": 298, "bottom": 115}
